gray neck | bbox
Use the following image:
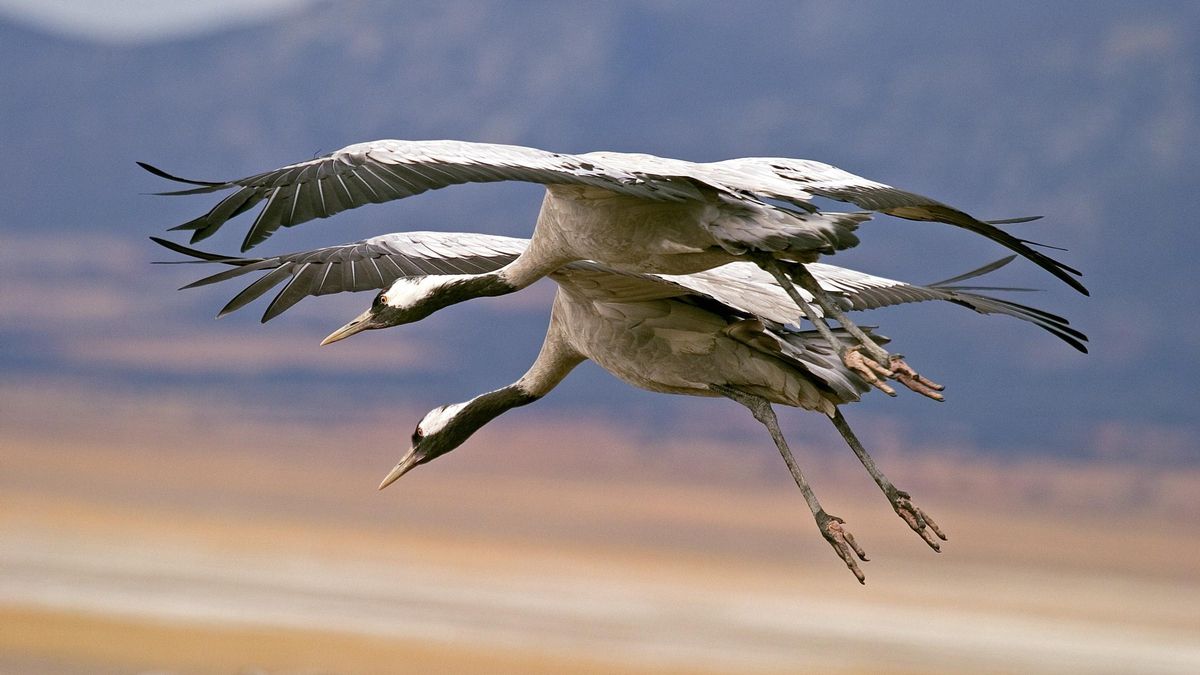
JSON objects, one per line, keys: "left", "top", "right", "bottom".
{"left": 495, "top": 231, "right": 577, "bottom": 290}
{"left": 449, "top": 384, "right": 542, "bottom": 444}
{"left": 431, "top": 273, "right": 519, "bottom": 313}
{"left": 427, "top": 299, "right": 586, "bottom": 460}
{"left": 441, "top": 314, "right": 586, "bottom": 449}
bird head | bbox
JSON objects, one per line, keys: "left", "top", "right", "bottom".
{"left": 376, "top": 383, "right": 540, "bottom": 490}
{"left": 378, "top": 401, "right": 473, "bottom": 490}
{"left": 321, "top": 276, "right": 464, "bottom": 345}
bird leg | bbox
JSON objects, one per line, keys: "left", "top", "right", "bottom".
{"left": 758, "top": 259, "right": 945, "bottom": 402}
{"left": 713, "top": 385, "right": 868, "bottom": 583}
{"left": 829, "top": 408, "right": 947, "bottom": 551}
{"left": 791, "top": 263, "right": 945, "bottom": 401}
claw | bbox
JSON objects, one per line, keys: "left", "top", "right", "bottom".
{"left": 817, "top": 512, "right": 869, "bottom": 584}
{"left": 889, "top": 357, "right": 945, "bottom": 401}
{"left": 842, "top": 346, "right": 897, "bottom": 397}
{"left": 842, "top": 346, "right": 945, "bottom": 402}
{"left": 889, "top": 490, "right": 948, "bottom": 552}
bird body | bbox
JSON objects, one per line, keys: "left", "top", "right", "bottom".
{"left": 146, "top": 137, "right": 1089, "bottom": 580}
{"left": 143, "top": 139, "right": 1082, "bottom": 297}
{"left": 394, "top": 261, "right": 875, "bottom": 477}
{"left": 388, "top": 257, "right": 915, "bottom": 583}
{"left": 400, "top": 289, "right": 865, "bottom": 479}
{"left": 550, "top": 273, "right": 859, "bottom": 413}
{"left": 146, "top": 138, "right": 1085, "bottom": 396}
{"left": 155, "top": 230, "right": 1083, "bottom": 580}
{"left": 469, "top": 185, "right": 809, "bottom": 296}
{"left": 153, "top": 231, "right": 1086, "bottom": 353}
{"left": 143, "top": 138, "right": 1083, "bottom": 298}
{"left": 535, "top": 184, "right": 863, "bottom": 271}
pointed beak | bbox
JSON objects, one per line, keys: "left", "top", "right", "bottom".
{"left": 378, "top": 448, "right": 421, "bottom": 490}
{"left": 321, "top": 307, "right": 378, "bottom": 346}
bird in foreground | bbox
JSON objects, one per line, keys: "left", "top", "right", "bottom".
{"left": 153, "top": 232, "right": 1086, "bottom": 582}
{"left": 141, "top": 139, "right": 1086, "bottom": 400}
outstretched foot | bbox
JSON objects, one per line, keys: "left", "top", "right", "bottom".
{"left": 887, "top": 358, "right": 945, "bottom": 401}
{"left": 817, "top": 511, "right": 869, "bottom": 584}
{"left": 887, "top": 489, "right": 948, "bottom": 552}
{"left": 842, "top": 346, "right": 945, "bottom": 401}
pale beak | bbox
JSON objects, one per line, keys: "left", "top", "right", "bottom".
{"left": 321, "top": 307, "right": 378, "bottom": 346}
{"left": 378, "top": 448, "right": 421, "bottom": 490}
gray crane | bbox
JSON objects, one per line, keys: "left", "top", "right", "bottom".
{"left": 142, "top": 139, "right": 1086, "bottom": 400}
{"left": 153, "top": 232, "right": 1085, "bottom": 582}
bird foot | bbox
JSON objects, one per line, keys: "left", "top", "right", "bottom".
{"left": 841, "top": 346, "right": 945, "bottom": 401}
{"left": 816, "top": 511, "right": 869, "bottom": 584}
{"left": 888, "top": 357, "right": 945, "bottom": 401}
{"left": 888, "top": 489, "right": 948, "bottom": 552}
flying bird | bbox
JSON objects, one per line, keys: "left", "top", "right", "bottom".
{"left": 141, "top": 139, "right": 1086, "bottom": 399}
{"left": 150, "top": 232, "right": 1086, "bottom": 355}
{"left": 153, "top": 232, "right": 1086, "bottom": 581}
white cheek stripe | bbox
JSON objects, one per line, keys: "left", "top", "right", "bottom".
{"left": 384, "top": 275, "right": 471, "bottom": 309}
{"left": 420, "top": 401, "right": 469, "bottom": 435}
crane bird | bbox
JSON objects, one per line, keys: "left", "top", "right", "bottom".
{"left": 141, "top": 139, "right": 1086, "bottom": 400}
{"left": 153, "top": 232, "right": 1086, "bottom": 581}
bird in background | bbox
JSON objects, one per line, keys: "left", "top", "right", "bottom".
{"left": 153, "top": 232, "right": 1086, "bottom": 582}
{"left": 141, "top": 139, "right": 1086, "bottom": 402}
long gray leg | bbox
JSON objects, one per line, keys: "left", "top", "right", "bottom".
{"left": 713, "top": 384, "right": 868, "bottom": 583}
{"left": 829, "top": 408, "right": 947, "bottom": 551}
{"left": 757, "top": 260, "right": 847, "bottom": 357}
{"left": 759, "top": 258, "right": 945, "bottom": 402}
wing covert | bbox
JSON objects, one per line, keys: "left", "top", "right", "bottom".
{"left": 142, "top": 140, "right": 707, "bottom": 251}
{"left": 151, "top": 231, "right": 525, "bottom": 322}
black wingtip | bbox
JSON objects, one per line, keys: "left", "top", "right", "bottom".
{"left": 137, "top": 160, "right": 225, "bottom": 187}
{"left": 926, "top": 255, "right": 1018, "bottom": 287}
{"left": 985, "top": 215, "right": 1043, "bottom": 225}
{"left": 149, "top": 235, "right": 233, "bottom": 262}
{"left": 188, "top": 227, "right": 218, "bottom": 246}
{"left": 1019, "top": 238, "right": 1070, "bottom": 252}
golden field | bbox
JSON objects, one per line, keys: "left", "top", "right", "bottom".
{"left": 1, "top": 382, "right": 1198, "bottom": 674}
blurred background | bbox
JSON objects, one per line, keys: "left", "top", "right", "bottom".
{"left": 1, "top": 1, "right": 1197, "bottom": 673}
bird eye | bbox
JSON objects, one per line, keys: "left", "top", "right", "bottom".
{"left": 411, "top": 427, "right": 424, "bottom": 445}
{"left": 375, "top": 293, "right": 388, "bottom": 308}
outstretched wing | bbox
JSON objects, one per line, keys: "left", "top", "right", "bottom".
{"left": 151, "top": 232, "right": 524, "bottom": 322}
{"left": 660, "top": 258, "right": 1087, "bottom": 353}
{"left": 706, "top": 157, "right": 1087, "bottom": 296}
{"left": 808, "top": 258, "right": 1087, "bottom": 352}
{"left": 153, "top": 231, "right": 1085, "bottom": 352}
{"left": 141, "top": 140, "right": 710, "bottom": 251}
{"left": 141, "top": 140, "right": 1088, "bottom": 299}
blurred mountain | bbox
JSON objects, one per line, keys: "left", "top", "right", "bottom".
{"left": 1, "top": 1, "right": 1197, "bottom": 464}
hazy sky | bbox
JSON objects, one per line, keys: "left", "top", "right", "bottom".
{"left": 0, "top": 0, "right": 314, "bottom": 42}
{"left": 1, "top": 1, "right": 1195, "bottom": 470}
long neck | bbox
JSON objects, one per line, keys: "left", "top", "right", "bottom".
{"left": 445, "top": 311, "right": 586, "bottom": 445}
{"left": 421, "top": 273, "right": 520, "bottom": 318}
{"left": 514, "top": 308, "right": 587, "bottom": 397}
{"left": 429, "top": 248, "right": 568, "bottom": 314}
{"left": 419, "top": 383, "right": 545, "bottom": 467}
{"left": 456, "top": 383, "right": 543, "bottom": 434}
{"left": 495, "top": 243, "right": 576, "bottom": 291}
{"left": 494, "top": 194, "right": 580, "bottom": 289}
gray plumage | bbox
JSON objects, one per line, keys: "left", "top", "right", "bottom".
{"left": 145, "top": 140, "right": 1089, "bottom": 400}
{"left": 151, "top": 233, "right": 1087, "bottom": 352}
{"left": 155, "top": 231, "right": 526, "bottom": 321}
{"left": 141, "top": 139, "right": 1086, "bottom": 295}
{"left": 158, "top": 232, "right": 1092, "bottom": 579}
{"left": 351, "top": 246, "right": 941, "bottom": 581}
